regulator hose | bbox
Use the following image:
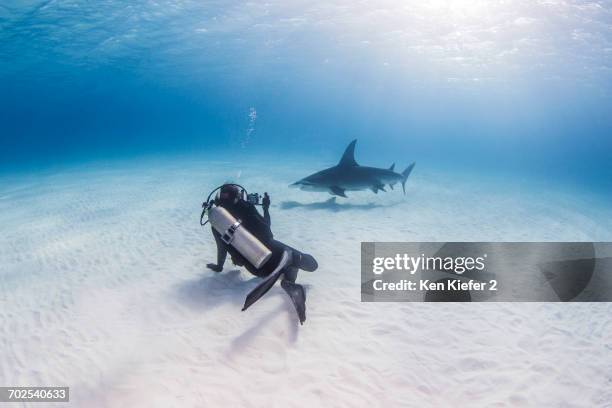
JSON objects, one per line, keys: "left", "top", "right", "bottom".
{"left": 200, "top": 183, "right": 249, "bottom": 227}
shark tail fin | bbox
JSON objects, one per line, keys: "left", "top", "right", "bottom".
{"left": 401, "top": 163, "right": 415, "bottom": 195}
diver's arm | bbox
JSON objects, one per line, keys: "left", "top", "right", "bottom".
{"left": 247, "top": 199, "right": 270, "bottom": 228}
{"left": 262, "top": 192, "right": 271, "bottom": 227}
{"left": 207, "top": 228, "right": 227, "bottom": 272}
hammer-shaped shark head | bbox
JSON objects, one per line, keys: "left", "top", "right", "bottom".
{"left": 290, "top": 171, "right": 329, "bottom": 192}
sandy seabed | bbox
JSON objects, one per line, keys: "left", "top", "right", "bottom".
{"left": 1, "top": 155, "right": 611, "bottom": 407}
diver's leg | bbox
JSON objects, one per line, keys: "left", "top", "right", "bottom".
{"left": 281, "top": 280, "right": 306, "bottom": 325}
{"left": 274, "top": 241, "right": 318, "bottom": 272}
{"left": 283, "top": 265, "right": 298, "bottom": 283}
{"left": 281, "top": 263, "right": 306, "bottom": 325}
{"left": 242, "top": 250, "right": 291, "bottom": 311}
{"left": 294, "top": 251, "right": 318, "bottom": 272}
{"left": 242, "top": 247, "right": 310, "bottom": 325}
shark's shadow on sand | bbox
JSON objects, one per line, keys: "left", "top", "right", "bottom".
{"left": 176, "top": 269, "right": 304, "bottom": 349}
{"left": 280, "top": 197, "right": 399, "bottom": 212}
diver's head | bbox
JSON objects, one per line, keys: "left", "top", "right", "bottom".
{"left": 217, "top": 184, "right": 242, "bottom": 206}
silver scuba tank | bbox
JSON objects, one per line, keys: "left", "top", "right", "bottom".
{"left": 208, "top": 206, "right": 273, "bottom": 269}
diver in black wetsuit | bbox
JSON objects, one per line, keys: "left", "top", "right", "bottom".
{"left": 206, "top": 184, "right": 318, "bottom": 324}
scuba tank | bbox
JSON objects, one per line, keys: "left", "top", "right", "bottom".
{"left": 207, "top": 205, "right": 272, "bottom": 269}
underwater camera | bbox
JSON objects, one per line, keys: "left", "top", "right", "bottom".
{"left": 246, "top": 192, "right": 261, "bottom": 206}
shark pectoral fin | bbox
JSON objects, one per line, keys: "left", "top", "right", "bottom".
{"left": 389, "top": 183, "right": 394, "bottom": 190}
{"left": 371, "top": 182, "right": 386, "bottom": 194}
{"left": 329, "top": 186, "right": 347, "bottom": 197}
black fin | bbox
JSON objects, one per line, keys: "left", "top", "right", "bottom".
{"left": 337, "top": 139, "right": 358, "bottom": 167}
{"left": 389, "top": 163, "right": 395, "bottom": 171}
{"left": 242, "top": 250, "right": 291, "bottom": 311}
{"left": 329, "top": 186, "right": 347, "bottom": 197}
{"left": 281, "top": 280, "right": 306, "bottom": 325}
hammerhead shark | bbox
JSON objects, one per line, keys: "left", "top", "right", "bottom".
{"left": 290, "top": 140, "right": 415, "bottom": 197}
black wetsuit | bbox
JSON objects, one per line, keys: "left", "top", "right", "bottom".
{"left": 211, "top": 200, "right": 297, "bottom": 277}
{"left": 209, "top": 196, "right": 317, "bottom": 324}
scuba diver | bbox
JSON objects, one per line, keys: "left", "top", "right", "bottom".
{"left": 201, "top": 184, "right": 318, "bottom": 324}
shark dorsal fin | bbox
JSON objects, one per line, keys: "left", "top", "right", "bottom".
{"left": 338, "top": 139, "right": 358, "bottom": 167}
{"left": 389, "top": 163, "right": 395, "bottom": 171}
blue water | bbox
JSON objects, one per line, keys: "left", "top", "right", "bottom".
{"left": 1, "top": 1, "right": 611, "bottom": 196}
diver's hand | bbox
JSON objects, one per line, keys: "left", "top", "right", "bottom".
{"left": 206, "top": 263, "right": 223, "bottom": 272}
{"left": 262, "top": 192, "right": 270, "bottom": 210}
